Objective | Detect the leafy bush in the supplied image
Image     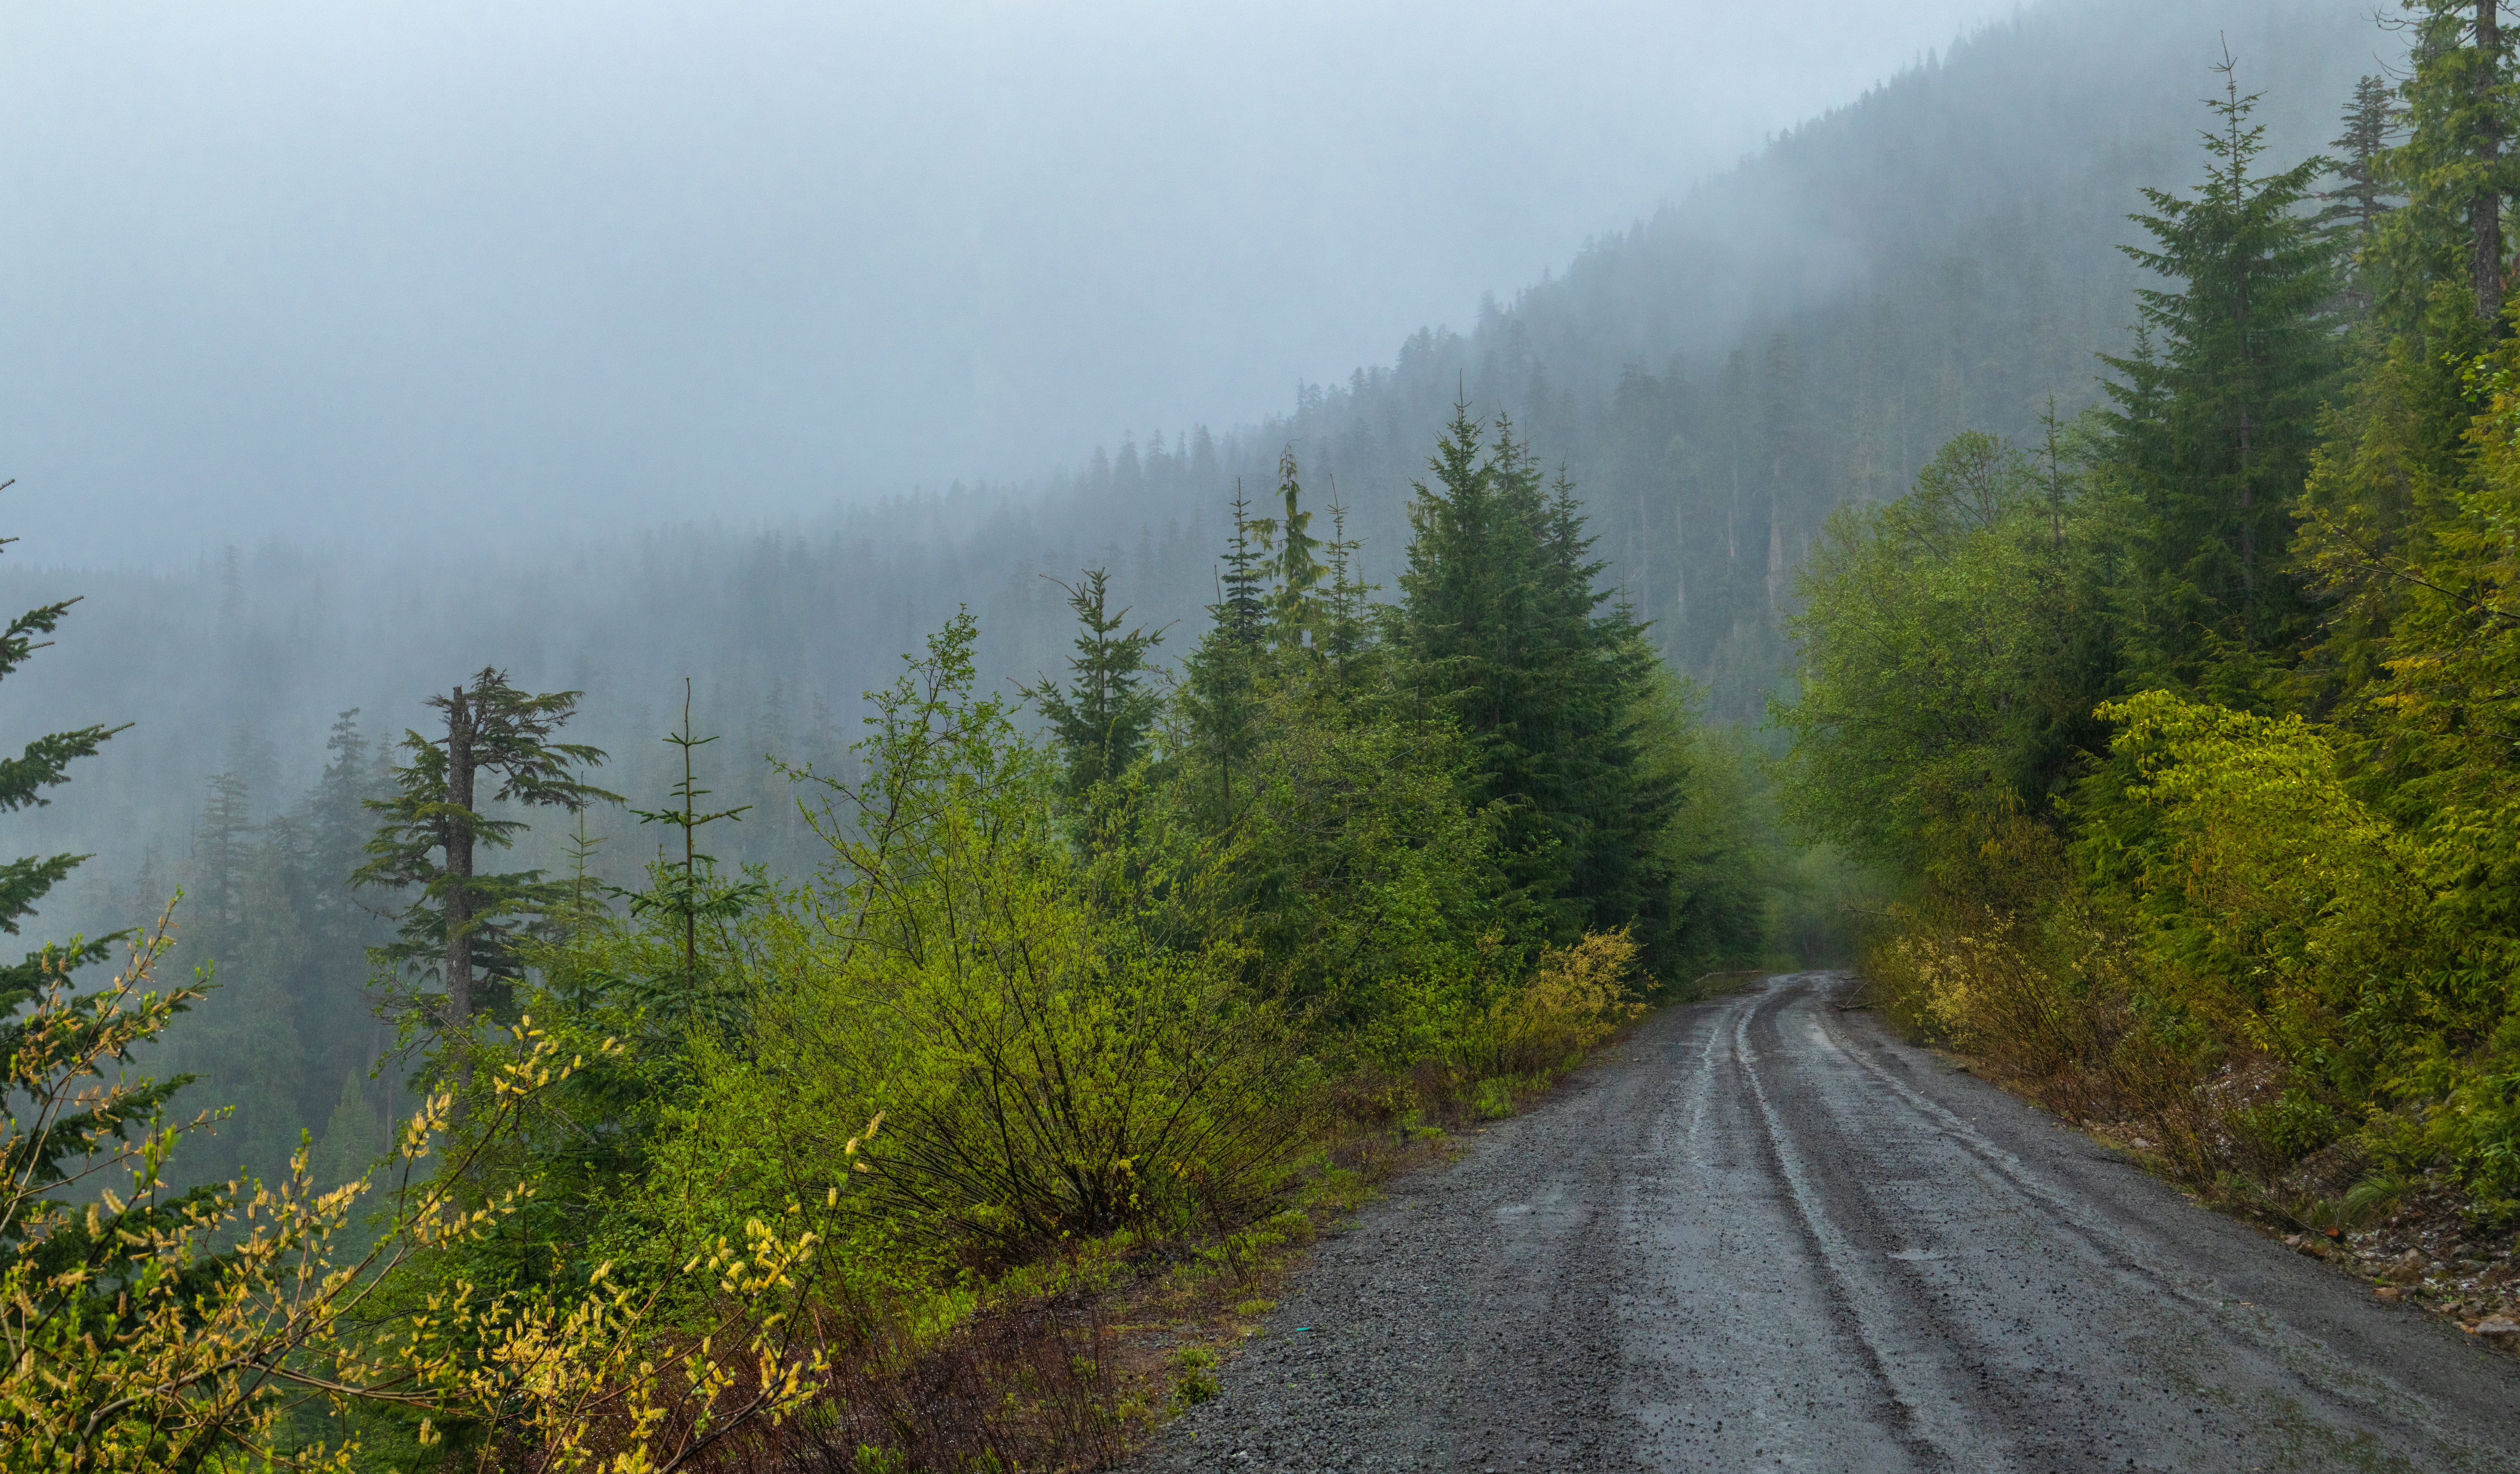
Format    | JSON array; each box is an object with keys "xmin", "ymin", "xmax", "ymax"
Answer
[
  {"xmin": 0, "ymin": 912, "xmax": 830, "ymax": 1472},
  {"xmin": 647, "ymin": 616, "xmax": 1315, "ymax": 1264}
]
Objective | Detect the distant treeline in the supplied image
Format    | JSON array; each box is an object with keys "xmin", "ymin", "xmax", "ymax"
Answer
[{"xmin": 0, "ymin": 0, "xmax": 2368, "ymax": 1173}]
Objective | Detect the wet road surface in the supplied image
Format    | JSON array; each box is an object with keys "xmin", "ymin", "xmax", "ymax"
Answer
[{"xmin": 1132, "ymin": 972, "xmax": 2520, "ymax": 1472}]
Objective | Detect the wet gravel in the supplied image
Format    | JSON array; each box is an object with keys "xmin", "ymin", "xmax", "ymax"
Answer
[{"xmin": 1128, "ymin": 972, "xmax": 2520, "ymax": 1472}]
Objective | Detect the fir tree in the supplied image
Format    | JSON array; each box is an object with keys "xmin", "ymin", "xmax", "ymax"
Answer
[
  {"xmin": 1215, "ymin": 481, "xmax": 1269, "ymax": 649},
  {"xmin": 2376, "ymin": 1, "xmax": 2520, "ymax": 327},
  {"xmin": 1180, "ymin": 488, "xmax": 1272, "ymax": 815},
  {"xmin": 2099, "ymin": 54, "xmax": 2340, "ymax": 693},
  {"xmin": 621, "ymin": 680, "xmax": 768, "ymax": 1033},
  {"xmin": 0, "ymin": 505, "xmax": 223, "ymax": 1355},
  {"xmin": 1397, "ymin": 404, "xmax": 1673, "ymax": 943},
  {"xmin": 2318, "ymin": 74, "xmax": 2406, "ymax": 315},
  {"xmin": 1020, "ymin": 568, "xmax": 1165, "ymax": 803},
  {"xmin": 1319, "ymin": 491, "xmax": 1377, "ymax": 686},
  {"xmin": 2298, "ymin": 19, "xmax": 2518, "ymax": 712},
  {"xmin": 1246, "ymin": 447, "xmax": 1328, "ymax": 647},
  {"xmin": 192, "ymin": 770, "xmax": 253, "ymax": 937},
  {"xmin": 354, "ymin": 670, "xmax": 617, "ymax": 1037}
]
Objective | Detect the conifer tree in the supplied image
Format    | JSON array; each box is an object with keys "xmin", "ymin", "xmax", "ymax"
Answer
[
  {"xmin": 2378, "ymin": 1, "xmax": 2520, "ymax": 327},
  {"xmin": 1021, "ymin": 568, "xmax": 1165, "ymax": 803},
  {"xmin": 1215, "ymin": 481, "xmax": 1269, "ymax": 648},
  {"xmin": 2298, "ymin": 19, "xmax": 2520, "ymax": 709},
  {"xmin": 2099, "ymin": 55, "xmax": 2340, "ymax": 692},
  {"xmin": 621, "ymin": 680, "xmax": 769, "ymax": 1032},
  {"xmin": 1397, "ymin": 404, "xmax": 1671, "ymax": 942},
  {"xmin": 2319, "ymin": 74, "xmax": 2406, "ymax": 315},
  {"xmin": 192, "ymin": 771, "xmax": 253, "ymax": 937},
  {"xmin": 1319, "ymin": 493, "xmax": 1377, "ymax": 685},
  {"xmin": 1246, "ymin": 447, "xmax": 1328, "ymax": 647},
  {"xmin": 1180, "ymin": 488, "xmax": 1272, "ymax": 815},
  {"xmin": 0, "ymin": 506, "xmax": 221, "ymax": 1350},
  {"xmin": 355, "ymin": 670, "xmax": 617, "ymax": 1035}
]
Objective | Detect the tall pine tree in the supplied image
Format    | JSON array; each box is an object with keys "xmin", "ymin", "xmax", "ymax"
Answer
[
  {"xmin": 2099, "ymin": 54, "xmax": 2340, "ymax": 697},
  {"xmin": 1397, "ymin": 404, "xmax": 1673, "ymax": 945},
  {"xmin": 355, "ymin": 671, "xmax": 616, "ymax": 1038}
]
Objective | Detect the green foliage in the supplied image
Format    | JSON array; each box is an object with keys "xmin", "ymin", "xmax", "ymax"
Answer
[
  {"xmin": 2367, "ymin": 0, "xmax": 2520, "ymax": 329},
  {"xmin": 355, "ymin": 669, "xmax": 618, "ymax": 1033},
  {"xmin": 2098, "ymin": 57, "xmax": 2340, "ymax": 688},
  {"xmin": 618, "ymin": 680, "xmax": 771, "ymax": 1037},
  {"xmin": 1020, "ymin": 567, "xmax": 1166, "ymax": 804},
  {"xmin": 14, "ymin": 411, "xmax": 1761, "ymax": 1466},
  {"xmin": 1778, "ymin": 427, "xmax": 2115, "ymax": 874},
  {"xmin": 1783, "ymin": 46, "xmax": 2520, "ymax": 1220},
  {"xmin": 658, "ymin": 615, "xmax": 1315, "ymax": 1262},
  {"xmin": 2316, "ymin": 73, "xmax": 2403, "ymax": 314},
  {"xmin": 1396, "ymin": 402, "xmax": 1678, "ymax": 948}
]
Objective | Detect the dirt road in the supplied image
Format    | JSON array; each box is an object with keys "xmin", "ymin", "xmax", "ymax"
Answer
[{"xmin": 1131, "ymin": 972, "xmax": 2520, "ymax": 1472}]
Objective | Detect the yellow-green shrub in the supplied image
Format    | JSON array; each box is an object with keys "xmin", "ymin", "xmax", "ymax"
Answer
[{"xmin": 1445, "ymin": 929, "xmax": 1646, "ymax": 1083}]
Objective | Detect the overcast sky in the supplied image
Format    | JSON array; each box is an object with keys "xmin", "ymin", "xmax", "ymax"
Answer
[{"xmin": 1, "ymin": 0, "xmax": 2023, "ymax": 566}]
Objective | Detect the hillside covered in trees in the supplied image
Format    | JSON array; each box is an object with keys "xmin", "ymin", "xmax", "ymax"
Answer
[
  {"xmin": 1779, "ymin": 0, "xmax": 2520, "ymax": 1312},
  {"xmin": 0, "ymin": 0, "xmax": 2382, "ymax": 1241},
  {"xmin": 6, "ymin": 0, "xmax": 2484, "ymax": 1463}
]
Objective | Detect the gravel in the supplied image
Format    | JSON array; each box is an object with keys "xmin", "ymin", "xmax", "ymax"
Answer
[{"xmin": 1126, "ymin": 972, "xmax": 2520, "ymax": 1473}]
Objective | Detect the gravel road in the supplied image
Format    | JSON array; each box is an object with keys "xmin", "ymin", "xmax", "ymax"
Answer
[{"xmin": 1130, "ymin": 971, "xmax": 2520, "ymax": 1473}]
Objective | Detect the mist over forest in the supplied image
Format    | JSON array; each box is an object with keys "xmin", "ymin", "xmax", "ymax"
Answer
[
  {"xmin": 14, "ymin": 0, "xmax": 2490, "ymax": 1458},
  {"xmin": 7, "ymin": 0, "xmax": 2378, "ymax": 1166},
  {"xmin": 9, "ymin": 0, "xmax": 2371, "ymax": 922}
]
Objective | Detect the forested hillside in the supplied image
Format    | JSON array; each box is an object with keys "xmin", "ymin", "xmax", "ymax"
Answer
[
  {"xmin": 1778, "ymin": 0, "xmax": 2520, "ymax": 1326},
  {"xmin": 0, "ymin": 0, "xmax": 2379, "ymax": 1206},
  {"xmin": 7, "ymin": 0, "xmax": 2373, "ymax": 926},
  {"xmin": 6, "ymin": 0, "xmax": 2474, "ymax": 1463}
]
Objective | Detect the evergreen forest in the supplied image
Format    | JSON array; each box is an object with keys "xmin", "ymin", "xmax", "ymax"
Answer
[
  {"xmin": 18, "ymin": 0, "xmax": 2520, "ymax": 1465},
  {"xmin": 1782, "ymin": 0, "xmax": 2520, "ymax": 1252}
]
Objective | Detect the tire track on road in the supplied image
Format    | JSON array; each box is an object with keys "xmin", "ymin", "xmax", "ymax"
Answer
[{"xmin": 1132, "ymin": 972, "xmax": 2520, "ymax": 1473}]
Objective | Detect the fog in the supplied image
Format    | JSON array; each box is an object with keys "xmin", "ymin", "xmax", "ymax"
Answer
[
  {"xmin": 0, "ymin": 0, "xmax": 2392, "ymax": 1187},
  {"xmin": 2, "ymin": 0, "xmax": 2025, "ymax": 566}
]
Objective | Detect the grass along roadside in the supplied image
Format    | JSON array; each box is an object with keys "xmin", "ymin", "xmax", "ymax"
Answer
[{"xmin": 1876, "ymin": 974, "xmax": 2520, "ymax": 1359}]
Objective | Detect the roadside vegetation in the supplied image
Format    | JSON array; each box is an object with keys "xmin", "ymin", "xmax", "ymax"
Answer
[
  {"xmin": 1777, "ymin": 13, "xmax": 2520, "ymax": 1342},
  {"xmin": 0, "ymin": 411, "xmax": 1783, "ymax": 1468}
]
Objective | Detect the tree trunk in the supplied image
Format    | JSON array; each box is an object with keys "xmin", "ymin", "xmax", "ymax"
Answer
[
  {"xmin": 2480, "ymin": 0, "xmax": 2506, "ymax": 326},
  {"xmin": 441, "ymin": 682, "xmax": 476, "ymax": 1029}
]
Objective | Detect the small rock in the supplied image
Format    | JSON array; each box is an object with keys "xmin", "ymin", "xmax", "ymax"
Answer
[
  {"xmin": 2479, "ymin": 1316, "xmax": 2520, "ymax": 1342},
  {"xmin": 2283, "ymin": 1234, "xmax": 2305, "ymax": 1248},
  {"xmin": 2376, "ymin": 1286, "xmax": 2404, "ymax": 1304},
  {"xmin": 2386, "ymin": 1249, "xmax": 2430, "ymax": 1285}
]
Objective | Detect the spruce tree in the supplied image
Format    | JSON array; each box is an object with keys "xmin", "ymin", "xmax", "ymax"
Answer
[
  {"xmin": 1318, "ymin": 493, "xmax": 1377, "ymax": 686},
  {"xmin": 2297, "ymin": 17, "xmax": 2520, "ymax": 710},
  {"xmin": 2099, "ymin": 56, "xmax": 2340, "ymax": 694},
  {"xmin": 2319, "ymin": 74, "xmax": 2406, "ymax": 315},
  {"xmin": 0, "ymin": 573, "xmax": 135, "ymax": 1007},
  {"xmin": 355, "ymin": 670, "xmax": 616, "ymax": 1036},
  {"xmin": 1396, "ymin": 404, "xmax": 1672, "ymax": 944},
  {"xmin": 0, "ymin": 507, "xmax": 224, "ymax": 1346},
  {"xmin": 1180, "ymin": 488, "xmax": 1272, "ymax": 815},
  {"xmin": 1246, "ymin": 447, "xmax": 1329, "ymax": 647},
  {"xmin": 2377, "ymin": 1, "xmax": 2520, "ymax": 327},
  {"xmin": 621, "ymin": 679, "xmax": 769, "ymax": 1033},
  {"xmin": 1020, "ymin": 568, "xmax": 1165, "ymax": 803}
]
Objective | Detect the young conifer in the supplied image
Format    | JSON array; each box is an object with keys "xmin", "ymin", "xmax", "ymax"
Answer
[{"xmin": 1021, "ymin": 568, "xmax": 1165, "ymax": 804}]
